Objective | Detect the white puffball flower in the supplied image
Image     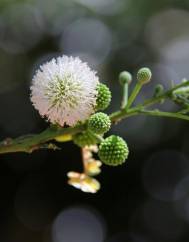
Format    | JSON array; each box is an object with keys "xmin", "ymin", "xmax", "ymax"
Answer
[{"xmin": 30, "ymin": 56, "xmax": 99, "ymax": 126}]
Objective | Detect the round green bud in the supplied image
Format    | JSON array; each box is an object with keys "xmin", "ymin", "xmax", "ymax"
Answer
[
  {"xmin": 98, "ymin": 135, "xmax": 129, "ymax": 166},
  {"xmin": 88, "ymin": 112, "xmax": 111, "ymax": 134},
  {"xmin": 182, "ymin": 78, "xmax": 187, "ymax": 83},
  {"xmin": 153, "ymin": 84, "xmax": 164, "ymax": 103},
  {"xmin": 119, "ymin": 71, "xmax": 132, "ymax": 85},
  {"xmin": 154, "ymin": 84, "xmax": 164, "ymax": 97},
  {"xmin": 137, "ymin": 67, "xmax": 152, "ymax": 84},
  {"xmin": 73, "ymin": 130, "xmax": 100, "ymax": 147},
  {"xmin": 96, "ymin": 83, "xmax": 111, "ymax": 111}
]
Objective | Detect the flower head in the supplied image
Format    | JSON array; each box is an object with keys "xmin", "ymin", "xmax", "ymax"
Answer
[
  {"xmin": 31, "ymin": 56, "xmax": 99, "ymax": 126},
  {"xmin": 137, "ymin": 67, "xmax": 152, "ymax": 84},
  {"xmin": 95, "ymin": 83, "xmax": 111, "ymax": 111},
  {"xmin": 84, "ymin": 159, "xmax": 102, "ymax": 176},
  {"xmin": 88, "ymin": 112, "xmax": 111, "ymax": 134},
  {"xmin": 98, "ymin": 135, "xmax": 129, "ymax": 166},
  {"xmin": 119, "ymin": 71, "xmax": 132, "ymax": 85},
  {"xmin": 82, "ymin": 145, "xmax": 102, "ymax": 176},
  {"xmin": 67, "ymin": 172, "xmax": 100, "ymax": 193}
]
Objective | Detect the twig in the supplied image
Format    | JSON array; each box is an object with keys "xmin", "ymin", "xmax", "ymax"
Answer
[{"xmin": 0, "ymin": 80, "xmax": 189, "ymax": 154}]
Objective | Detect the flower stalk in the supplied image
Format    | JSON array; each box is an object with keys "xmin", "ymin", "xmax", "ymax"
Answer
[
  {"xmin": 121, "ymin": 83, "xmax": 129, "ymax": 109},
  {"xmin": 119, "ymin": 71, "xmax": 132, "ymax": 109},
  {"xmin": 125, "ymin": 82, "xmax": 143, "ymax": 110}
]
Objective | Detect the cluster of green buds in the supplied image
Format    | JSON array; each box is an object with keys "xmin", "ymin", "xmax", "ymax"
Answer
[
  {"xmin": 171, "ymin": 79, "xmax": 189, "ymax": 109},
  {"xmin": 72, "ymin": 67, "xmax": 153, "ymax": 168},
  {"xmin": 73, "ymin": 81, "xmax": 129, "ymax": 167},
  {"xmin": 56, "ymin": 66, "xmax": 154, "ymax": 192}
]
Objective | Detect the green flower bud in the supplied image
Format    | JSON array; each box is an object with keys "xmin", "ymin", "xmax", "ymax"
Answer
[
  {"xmin": 153, "ymin": 84, "xmax": 164, "ymax": 104},
  {"xmin": 154, "ymin": 84, "xmax": 164, "ymax": 97},
  {"xmin": 137, "ymin": 67, "xmax": 152, "ymax": 84},
  {"xmin": 98, "ymin": 135, "xmax": 129, "ymax": 166},
  {"xmin": 88, "ymin": 112, "xmax": 111, "ymax": 134},
  {"xmin": 119, "ymin": 71, "xmax": 132, "ymax": 85},
  {"xmin": 73, "ymin": 130, "xmax": 100, "ymax": 147},
  {"xmin": 96, "ymin": 83, "xmax": 111, "ymax": 111}
]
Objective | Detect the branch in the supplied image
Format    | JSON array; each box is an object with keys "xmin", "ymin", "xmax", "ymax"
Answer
[
  {"xmin": 139, "ymin": 110, "xmax": 189, "ymax": 121},
  {"xmin": 0, "ymin": 80, "xmax": 189, "ymax": 154},
  {"xmin": 143, "ymin": 80, "xmax": 189, "ymax": 107},
  {"xmin": 0, "ymin": 124, "xmax": 85, "ymax": 154}
]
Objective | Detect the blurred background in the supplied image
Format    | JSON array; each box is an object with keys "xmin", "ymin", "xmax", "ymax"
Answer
[{"xmin": 1, "ymin": 0, "xmax": 189, "ymax": 241}]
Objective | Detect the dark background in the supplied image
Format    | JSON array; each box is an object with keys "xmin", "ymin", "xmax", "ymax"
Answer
[{"xmin": 0, "ymin": 0, "xmax": 189, "ymax": 241}]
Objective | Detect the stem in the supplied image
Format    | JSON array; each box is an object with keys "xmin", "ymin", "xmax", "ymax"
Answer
[
  {"xmin": 0, "ymin": 80, "xmax": 189, "ymax": 154},
  {"xmin": 110, "ymin": 107, "xmax": 189, "ymax": 124},
  {"xmin": 0, "ymin": 124, "xmax": 85, "ymax": 154},
  {"xmin": 121, "ymin": 83, "xmax": 128, "ymax": 109},
  {"xmin": 179, "ymin": 107, "xmax": 189, "ymax": 114},
  {"xmin": 173, "ymin": 86, "xmax": 189, "ymax": 95},
  {"xmin": 139, "ymin": 110, "xmax": 189, "ymax": 121},
  {"xmin": 109, "ymin": 109, "xmax": 137, "ymax": 123},
  {"xmin": 89, "ymin": 131, "xmax": 104, "ymax": 143},
  {"xmin": 143, "ymin": 80, "xmax": 189, "ymax": 107},
  {"xmin": 126, "ymin": 82, "xmax": 142, "ymax": 109}
]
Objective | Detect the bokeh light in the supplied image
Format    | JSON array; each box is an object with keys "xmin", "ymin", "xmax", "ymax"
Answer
[
  {"xmin": 141, "ymin": 199, "xmax": 186, "ymax": 241},
  {"xmin": 60, "ymin": 17, "xmax": 112, "ymax": 67},
  {"xmin": 146, "ymin": 8, "xmax": 189, "ymax": 79},
  {"xmin": 0, "ymin": 3, "xmax": 44, "ymax": 54},
  {"xmin": 142, "ymin": 150, "xmax": 189, "ymax": 201},
  {"xmin": 129, "ymin": 199, "xmax": 187, "ymax": 242},
  {"xmin": 145, "ymin": 9, "xmax": 189, "ymax": 55},
  {"xmin": 173, "ymin": 176, "xmax": 189, "ymax": 224},
  {"xmin": 52, "ymin": 206, "xmax": 106, "ymax": 242}
]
